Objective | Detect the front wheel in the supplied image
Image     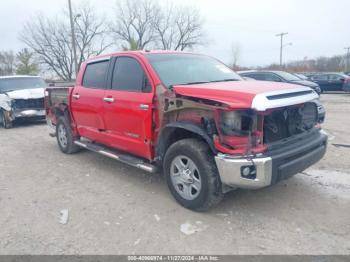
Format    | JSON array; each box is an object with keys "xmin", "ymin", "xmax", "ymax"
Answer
[
  {"xmin": 56, "ymin": 117, "xmax": 80, "ymax": 154},
  {"xmin": 163, "ymin": 138, "xmax": 223, "ymax": 211},
  {"xmin": 0, "ymin": 110, "xmax": 13, "ymax": 129}
]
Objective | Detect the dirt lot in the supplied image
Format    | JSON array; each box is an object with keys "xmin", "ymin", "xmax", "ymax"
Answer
[{"xmin": 0, "ymin": 93, "xmax": 349, "ymax": 255}]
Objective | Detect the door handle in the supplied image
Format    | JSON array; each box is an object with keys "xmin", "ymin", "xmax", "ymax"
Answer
[
  {"xmin": 103, "ymin": 97, "xmax": 115, "ymax": 103},
  {"xmin": 72, "ymin": 94, "xmax": 80, "ymax": 99},
  {"xmin": 139, "ymin": 104, "xmax": 149, "ymax": 110}
]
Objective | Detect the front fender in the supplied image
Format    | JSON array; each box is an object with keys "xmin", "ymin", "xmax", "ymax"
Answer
[{"xmin": 0, "ymin": 94, "xmax": 12, "ymax": 111}]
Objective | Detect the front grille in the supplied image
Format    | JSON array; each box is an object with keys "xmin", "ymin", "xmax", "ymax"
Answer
[
  {"xmin": 263, "ymin": 102, "xmax": 318, "ymax": 144},
  {"xmin": 13, "ymin": 98, "xmax": 45, "ymax": 109}
]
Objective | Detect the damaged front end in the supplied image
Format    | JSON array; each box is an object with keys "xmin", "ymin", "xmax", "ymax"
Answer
[
  {"xmin": 0, "ymin": 94, "xmax": 15, "ymax": 128},
  {"xmin": 0, "ymin": 92, "xmax": 45, "ymax": 128},
  {"xmin": 155, "ymin": 84, "xmax": 327, "ymax": 190}
]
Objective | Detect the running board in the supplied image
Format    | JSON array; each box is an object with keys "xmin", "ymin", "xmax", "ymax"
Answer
[{"xmin": 74, "ymin": 140, "xmax": 157, "ymax": 173}]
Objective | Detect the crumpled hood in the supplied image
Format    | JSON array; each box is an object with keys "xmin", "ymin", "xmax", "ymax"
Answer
[
  {"xmin": 5, "ymin": 88, "xmax": 45, "ymax": 100},
  {"xmin": 173, "ymin": 80, "xmax": 319, "ymax": 111}
]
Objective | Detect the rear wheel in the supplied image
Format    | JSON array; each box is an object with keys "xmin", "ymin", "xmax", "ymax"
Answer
[
  {"xmin": 163, "ymin": 138, "xmax": 223, "ymax": 211},
  {"xmin": 56, "ymin": 117, "xmax": 80, "ymax": 154},
  {"xmin": 0, "ymin": 110, "xmax": 12, "ymax": 129}
]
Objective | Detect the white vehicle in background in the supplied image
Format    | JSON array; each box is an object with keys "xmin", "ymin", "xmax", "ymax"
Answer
[{"xmin": 0, "ymin": 75, "xmax": 47, "ymax": 129}]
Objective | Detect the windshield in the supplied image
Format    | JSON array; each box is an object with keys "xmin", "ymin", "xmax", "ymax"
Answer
[
  {"xmin": 275, "ymin": 71, "xmax": 303, "ymax": 81},
  {"xmin": 0, "ymin": 77, "xmax": 47, "ymax": 93},
  {"xmin": 146, "ymin": 54, "xmax": 242, "ymax": 87}
]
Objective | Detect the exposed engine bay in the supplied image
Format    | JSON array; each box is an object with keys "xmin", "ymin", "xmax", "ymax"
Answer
[{"xmin": 263, "ymin": 102, "xmax": 318, "ymax": 143}]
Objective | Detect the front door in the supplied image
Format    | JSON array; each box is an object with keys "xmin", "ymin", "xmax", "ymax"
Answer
[
  {"xmin": 70, "ymin": 59, "xmax": 109, "ymax": 142},
  {"xmin": 328, "ymin": 74, "xmax": 344, "ymax": 91},
  {"xmin": 103, "ymin": 56, "xmax": 154, "ymax": 160}
]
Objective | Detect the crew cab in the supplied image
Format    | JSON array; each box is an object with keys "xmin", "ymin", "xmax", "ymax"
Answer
[
  {"xmin": 0, "ymin": 75, "xmax": 47, "ymax": 128},
  {"xmin": 45, "ymin": 51, "xmax": 328, "ymax": 210}
]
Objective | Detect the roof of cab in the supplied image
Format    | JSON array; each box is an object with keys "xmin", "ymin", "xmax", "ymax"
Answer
[{"xmin": 84, "ymin": 50, "xmax": 202, "ymax": 63}]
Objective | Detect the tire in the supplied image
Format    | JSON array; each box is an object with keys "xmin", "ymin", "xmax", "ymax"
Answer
[
  {"xmin": 0, "ymin": 110, "xmax": 13, "ymax": 129},
  {"xmin": 56, "ymin": 116, "xmax": 80, "ymax": 154},
  {"xmin": 163, "ymin": 138, "xmax": 223, "ymax": 211}
]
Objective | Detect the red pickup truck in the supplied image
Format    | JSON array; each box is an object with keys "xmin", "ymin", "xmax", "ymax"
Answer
[{"xmin": 46, "ymin": 51, "xmax": 327, "ymax": 210}]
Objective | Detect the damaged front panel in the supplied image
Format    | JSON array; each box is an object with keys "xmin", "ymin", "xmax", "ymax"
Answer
[{"xmin": 154, "ymin": 84, "xmax": 321, "ymax": 160}]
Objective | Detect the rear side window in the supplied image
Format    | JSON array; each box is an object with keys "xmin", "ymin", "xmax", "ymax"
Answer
[
  {"xmin": 263, "ymin": 73, "xmax": 282, "ymax": 82},
  {"xmin": 244, "ymin": 73, "xmax": 267, "ymax": 81},
  {"xmin": 328, "ymin": 74, "xmax": 343, "ymax": 81},
  {"xmin": 112, "ymin": 57, "xmax": 148, "ymax": 92},
  {"xmin": 250, "ymin": 73, "xmax": 265, "ymax": 80},
  {"xmin": 311, "ymin": 75, "xmax": 328, "ymax": 81},
  {"xmin": 82, "ymin": 60, "xmax": 109, "ymax": 88}
]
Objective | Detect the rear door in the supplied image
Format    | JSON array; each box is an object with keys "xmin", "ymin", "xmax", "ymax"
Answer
[
  {"xmin": 103, "ymin": 55, "xmax": 154, "ymax": 160},
  {"xmin": 70, "ymin": 59, "xmax": 109, "ymax": 141}
]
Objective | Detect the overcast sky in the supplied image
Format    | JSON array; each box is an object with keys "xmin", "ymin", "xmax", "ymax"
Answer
[{"xmin": 1, "ymin": 0, "xmax": 349, "ymax": 67}]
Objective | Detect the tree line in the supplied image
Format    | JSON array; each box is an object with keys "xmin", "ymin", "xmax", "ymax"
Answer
[
  {"xmin": 0, "ymin": 49, "xmax": 39, "ymax": 76},
  {"xmin": 0, "ymin": 0, "xmax": 205, "ymax": 80},
  {"xmin": 1, "ymin": 0, "xmax": 348, "ymax": 79},
  {"xmin": 260, "ymin": 55, "xmax": 349, "ymax": 73}
]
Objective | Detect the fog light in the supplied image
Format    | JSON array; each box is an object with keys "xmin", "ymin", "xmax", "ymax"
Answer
[
  {"xmin": 242, "ymin": 167, "xmax": 250, "ymax": 177},
  {"xmin": 240, "ymin": 165, "xmax": 256, "ymax": 179}
]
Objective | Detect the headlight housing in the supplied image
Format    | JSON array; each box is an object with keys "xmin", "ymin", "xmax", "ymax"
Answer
[{"xmin": 219, "ymin": 110, "xmax": 257, "ymax": 136}]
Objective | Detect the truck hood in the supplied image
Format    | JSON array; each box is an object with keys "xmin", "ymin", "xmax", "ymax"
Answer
[
  {"xmin": 5, "ymin": 88, "xmax": 45, "ymax": 100},
  {"xmin": 173, "ymin": 81, "xmax": 319, "ymax": 111}
]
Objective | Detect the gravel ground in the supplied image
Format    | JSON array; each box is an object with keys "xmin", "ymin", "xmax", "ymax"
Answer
[{"xmin": 0, "ymin": 93, "xmax": 349, "ymax": 255}]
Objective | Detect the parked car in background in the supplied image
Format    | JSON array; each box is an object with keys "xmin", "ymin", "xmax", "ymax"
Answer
[
  {"xmin": 0, "ymin": 75, "xmax": 47, "ymax": 128},
  {"xmin": 308, "ymin": 73, "xmax": 350, "ymax": 92},
  {"xmin": 238, "ymin": 70, "xmax": 322, "ymax": 94}
]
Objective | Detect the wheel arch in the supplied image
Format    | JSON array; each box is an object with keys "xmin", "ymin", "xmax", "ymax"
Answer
[{"xmin": 156, "ymin": 122, "xmax": 217, "ymax": 163}]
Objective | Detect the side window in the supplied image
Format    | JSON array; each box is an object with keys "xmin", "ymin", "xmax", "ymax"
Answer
[
  {"xmin": 253, "ymin": 73, "xmax": 267, "ymax": 81},
  {"xmin": 312, "ymin": 75, "xmax": 328, "ymax": 81},
  {"xmin": 82, "ymin": 60, "xmax": 109, "ymax": 88},
  {"xmin": 245, "ymin": 73, "xmax": 263, "ymax": 80},
  {"xmin": 329, "ymin": 74, "xmax": 342, "ymax": 81},
  {"xmin": 112, "ymin": 57, "xmax": 150, "ymax": 92},
  {"xmin": 264, "ymin": 73, "xmax": 282, "ymax": 82}
]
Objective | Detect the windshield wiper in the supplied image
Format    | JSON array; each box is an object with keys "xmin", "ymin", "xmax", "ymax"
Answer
[
  {"xmin": 177, "ymin": 79, "xmax": 240, "ymax": 86},
  {"xmin": 179, "ymin": 81, "xmax": 211, "ymax": 85},
  {"xmin": 209, "ymin": 79, "xmax": 240, "ymax": 83}
]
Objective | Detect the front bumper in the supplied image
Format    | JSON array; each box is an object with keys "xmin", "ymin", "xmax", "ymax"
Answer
[
  {"xmin": 14, "ymin": 109, "xmax": 46, "ymax": 118},
  {"xmin": 215, "ymin": 129, "xmax": 328, "ymax": 189}
]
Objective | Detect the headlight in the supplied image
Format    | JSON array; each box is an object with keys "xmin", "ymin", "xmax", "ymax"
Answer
[{"xmin": 219, "ymin": 110, "xmax": 257, "ymax": 136}]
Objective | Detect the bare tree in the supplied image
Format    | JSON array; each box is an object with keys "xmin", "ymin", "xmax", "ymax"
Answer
[
  {"xmin": 111, "ymin": 0, "xmax": 205, "ymax": 51},
  {"xmin": 154, "ymin": 4, "xmax": 205, "ymax": 51},
  {"xmin": 74, "ymin": 4, "xmax": 112, "ymax": 67},
  {"xmin": 111, "ymin": 0, "xmax": 158, "ymax": 50},
  {"xmin": 20, "ymin": 2, "xmax": 110, "ymax": 80},
  {"xmin": 0, "ymin": 51, "xmax": 15, "ymax": 76},
  {"xmin": 230, "ymin": 43, "xmax": 241, "ymax": 69}
]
